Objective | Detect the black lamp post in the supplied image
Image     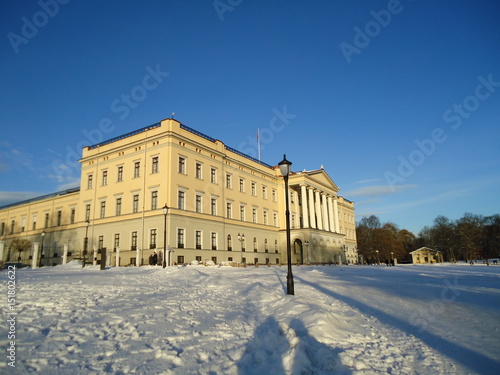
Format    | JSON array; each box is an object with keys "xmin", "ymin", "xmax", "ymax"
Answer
[
  {"xmin": 237, "ymin": 233, "xmax": 245, "ymax": 265},
  {"xmin": 82, "ymin": 220, "xmax": 89, "ymax": 268},
  {"xmin": 162, "ymin": 204, "xmax": 169, "ymax": 268},
  {"xmin": 279, "ymin": 154, "xmax": 294, "ymax": 295},
  {"xmin": 39, "ymin": 231, "xmax": 45, "ymax": 267}
]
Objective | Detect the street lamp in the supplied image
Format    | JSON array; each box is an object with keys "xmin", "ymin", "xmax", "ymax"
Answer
[
  {"xmin": 237, "ymin": 233, "xmax": 245, "ymax": 265},
  {"xmin": 162, "ymin": 204, "xmax": 169, "ymax": 268},
  {"xmin": 82, "ymin": 220, "xmax": 89, "ymax": 268},
  {"xmin": 279, "ymin": 154, "xmax": 294, "ymax": 295},
  {"xmin": 39, "ymin": 231, "xmax": 45, "ymax": 267},
  {"xmin": 375, "ymin": 249, "xmax": 380, "ymax": 264}
]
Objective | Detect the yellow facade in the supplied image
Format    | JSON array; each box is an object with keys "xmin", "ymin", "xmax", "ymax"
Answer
[{"xmin": 0, "ymin": 119, "xmax": 357, "ymax": 267}]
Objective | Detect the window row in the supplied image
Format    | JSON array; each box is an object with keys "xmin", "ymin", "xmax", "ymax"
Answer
[
  {"xmin": 177, "ymin": 190, "xmax": 279, "ymax": 226},
  {"xmin": 86, "ymin": 156, "xmax": 160, "ymax": 189},
  {"xmin": 95, "ymin": 230, "xmax": 279, "ymax": 254},
  {"xmin": 1, "ymin": 209, "xmax": 77, "ymax": 235},
  {"xmin": 178, "ymin": 156, "xmax": 277, "ymax": 200}
]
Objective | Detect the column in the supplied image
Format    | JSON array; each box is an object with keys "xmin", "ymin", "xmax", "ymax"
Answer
[
  {"xmin": 321, "ymin": 193, "xmax": 329, "ymax": 232},
  {"xmin": 300, "ymin": 185, "xmax": 309, "ymax": 228},
  {"xmin": 333, "ymin": 198, "xmax": 340, "ymax": 233},
  {"xmin": 116, "ymin": 246, "xmax": 120, "ymax": 267},
  {"xmin": 32, "ymin": 242, "xmax": 39, "ymax": 269},
  {"xmin": 0, "ymin": 241, "xmax": 4, "ymax": 265},
  {"xmin": 327, "ymin": 196, "xmax": 335, "ymax": 232},
  {"xmin": 315, "ymin": 190, "xmax": 323, "ymax": 230},
  {"xmin": 136, "ymin": 247, "xmax": 141, "ymax": 266},
  {"xmin": 63, "ymin": 243, "xmax": 68, "ymax": 265},
  {"xmin": 308, "ymin": 187, "xmax": 316, "ymax": 229}
]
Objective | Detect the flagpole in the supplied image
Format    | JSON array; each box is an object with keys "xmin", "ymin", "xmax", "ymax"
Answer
[{"xmin": 257, "ymin": 128, "xmax": 261, "ymax": 161}]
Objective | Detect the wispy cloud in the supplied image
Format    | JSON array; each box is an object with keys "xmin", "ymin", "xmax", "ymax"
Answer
[
  {"xmin": 355, "ymin": 178, "xmax": 383, "ymax": 184},
  {"xmin": 345, "ymin": 184, "xmax": 417, "ymax": 197},
  {"xmin": 0, "ymin": 191, "xmax": 43, "ymax": 207},
  {"xmin": 383, "ymin": 188, "xmax": 473, "ymax": 212}
]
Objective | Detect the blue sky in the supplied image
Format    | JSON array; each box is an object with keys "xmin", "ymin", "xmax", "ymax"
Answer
[{"xmin": 1, "ymin": 0, "xmax": 499, "ymax": 235}]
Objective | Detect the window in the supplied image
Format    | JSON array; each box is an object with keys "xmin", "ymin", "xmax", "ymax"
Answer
[
  {"xmin": 195, "ymin": 162, "xmax": 202, "ymax": 179},
  {"xmin": 150, "ymin": 229, "xmax": 157, "ymax": 249},
  {"xmin": 85, "ymin": 204, "xmax": 91, "ymax": 221},
  {"xmin": 102, "ymin": 170, "xmax": 108, "ymax": 186},
  {"xmin": 133, "ymin": 194, "xmax": 139, "ymax": 213},
  {"xmin": 252, "ymin": 208, "xmax": 257, "ymax": 223},
  {"xmin": 57, "ymin": 211, "xmax": 62, "ymax": 226},
  {"xmin": 251, "ymin": 182, "xmax": 256, "ymax": 196},
  {"xmin": 211, "ymin": 232, "xmax": 217, "ymax": 250},
  {"xmin": 177, "ymin": 228, "xmax": 184, "ymax": 248},
  {"xmin": 290, "ymin": 191, "xmax": 295, "ymax": 204},
  {"xmin": 177, "ymin": 255, "xmax": 185, "ymax": 264},
  {"xmin": 226, "ymin": 202, "xmax": 232, "ymax": 219},
  {"xmin": 178, "ymin": 156, "xmax": 186, "ymax": 174},
  {"xmin": 44, "ymin": 213, "xmax": 49, "ymax": 228},
  {"xmin": 134, "ymin": 161, "xmax": 141, "ymax": 178},
  {"xmin": 211, "ymin": 198, "xmax": 217, "ymax": 216},
  {"xmin": 98, "ymin": 235, "xmax": 104, "ymax": 250},
  {"xmin": 131, "ymin": 231, "xmax": 138, "ymax": 250},
  {"xmin": 263, "ymin": 210, "xmax": 268, "ymax": 225},
  {"xmin": 116, "ymin": 198, "xmax": 122, "ymax": 216},
  {"xmin": 239, "ymin": 178, "xmax": 245, "ymax": 193},
  {"xmin": 240, "ymin": 205, "xmax": 245, "ymax": 221},
  {"xmin": 262, "ymin": 186, "xmax": 267, "ymax": 199},
  {"xmin": 227, "ymin": 235, "xmax": 232, "ymax": 251},
  {"xmin": 210, "ymin": 167, "xmax": 217, "ymax": 183},
  {"xmin": 0, "ymin": 222, "xmax": 4, "ymax": 236},
  {"xmin": 32, "ymin": 216, "xmax": 37, "ymax": 230},
  {"xmin": 275, "ymin": 240, "xmax": 278, "ymax": 253},
  {"xmin": 212, "ymin": 256, "xmax": 217, "ymax": 263},
  {"xmin": 195, "ymin": 194, "xmax": 202, "ymax": 213},
  {"xmin": 100, "ymin": 201, "xmax": 106, "ymax": 218},
  {"xmin": 178, "ymin": 191, "xmax": 185, "ymax": 210},
  {"xmin": 117, "ymin": 166, "xmax": 123, "ymax": 182},
  {"xmin": 87, "ymin": 174, "xmax": 93, "ymax": 189},
  {"xmin": 151, "ymin": 191, "xmax": 158, "ymax": 210},
  {"xmin": 195, "ymin": 230, "xmax": 202, "ymax": 249},
  {"xmin": 242, "ymin": 257, "xmax": 246, "ymax": 264},
  {"xmin": 226, "ymin": 173, "xmax": 232, "ymax": 189},
  {"xmin": 70, "ymin": 208, "xmax": 75, "ymax": 224},
  {"xmin": 254, "ymin": 258, "xmax": 259, "ymax": 265},
  {"xmin": 114, "ymin": 233, "xmax": 120, "ymax": 249},
  {"xmin": 265, "ymin": 239, "xmax": 268, "ymax": 253},
  {"xmin": 272, "ymin": 189, "xmax": 277, "ymax": 202},
  {"xmin": 10, "ymin": 220, "xmax": 15, "ymax": 234},
  {"xmin": 152, "ymin": 156, "xmax": 159, "ymax": 174},
  {"xmin": 273, "ymin": 213, "xmax": 278, "ymax": 227},
  {"xmin": 253, "ymin": 237, "xmax": 258, "ymax": 252},
  {"xmin": 196, "ymin": 256, "xmax": 202, "ymax": 262}
]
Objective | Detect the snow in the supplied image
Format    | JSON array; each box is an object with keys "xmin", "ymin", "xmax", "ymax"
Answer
[{"xmin": 2, "ymin": 262, "xmax": 499, "ymax": 374}]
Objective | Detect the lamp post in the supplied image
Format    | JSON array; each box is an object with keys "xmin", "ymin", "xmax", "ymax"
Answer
[
  {"xmin": 342, "ymin": 245, "xmax": 347, "ymax": 265},
  {"xmin": 38, "ymin": 231, "xmax": 45, "ymax": 267},
  {"xmin": 279, "ymin": 154, "xmax": 294, "ymax": 295},
  {"xmin": 375, "ymin": 249, "xmax": 380, "ymax": 264},
  {"xmin": 162, "ymin": 204, "xmax": 169, "ymax": 268},
  {"xmin": 237, "ymin": 233, "xmax": 245, "ymax": 265},
  {"xmin": 82, "ymin": 220, "xmax": 89, "ymax": 268}
]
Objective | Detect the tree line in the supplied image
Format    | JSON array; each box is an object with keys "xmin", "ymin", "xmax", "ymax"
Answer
[{"xmin": 356, "ymin": 213, "xmax": 500, "ymax": 263}]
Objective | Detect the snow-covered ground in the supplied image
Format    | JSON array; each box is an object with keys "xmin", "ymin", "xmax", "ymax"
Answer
[{"xmin": 1, "ymin": 262, "xmax": 499, "ymax": 374}]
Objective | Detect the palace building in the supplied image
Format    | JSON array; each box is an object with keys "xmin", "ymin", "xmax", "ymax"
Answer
[{"xmin": 0, "ymin": 118, "xmax": 357, "ymax": 267}]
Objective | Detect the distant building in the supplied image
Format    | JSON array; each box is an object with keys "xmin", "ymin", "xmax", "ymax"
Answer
[
  {"xmin": 0, "ymin": 119, "xmax": 357, "ymax": 267},
  {"xmin": 410, "ymin": 247, "xmax": 444, "ymax": 264}
]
